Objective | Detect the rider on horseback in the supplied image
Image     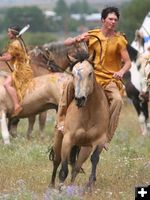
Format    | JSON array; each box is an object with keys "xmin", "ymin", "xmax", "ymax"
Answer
[
  {"xmin": 0, "ymin": 25, "xmax": 33, "ymax": 117},
  {"xmin": 56, "ymin": 7, "xmax": 131, "ymax": 148}
]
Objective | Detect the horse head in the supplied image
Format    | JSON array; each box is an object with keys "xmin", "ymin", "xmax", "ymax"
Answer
[{"xmin": 68, "ymin": 51, "xmax": 95, "ymax": 107}]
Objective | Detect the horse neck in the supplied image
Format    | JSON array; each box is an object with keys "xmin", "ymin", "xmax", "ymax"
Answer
[
  {"xmin": 46, "ymin": 43, "xmax": 83, "ymax": 71},
  {"xmin": 30, "ymin": 62, "xmax": 50, "ymax": 76}
]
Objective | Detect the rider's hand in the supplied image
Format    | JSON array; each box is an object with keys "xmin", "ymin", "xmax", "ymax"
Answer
[
  {"xmin": 113, "ymin": 70, "xmax": 124, "ymax": 79},
  {"xmin": 64, "ymin": 32, "xmax": 90, "ymax": 46},
  {"xmin": 75, "ymin": 32, "xmax": 89, "ymax": 42}
]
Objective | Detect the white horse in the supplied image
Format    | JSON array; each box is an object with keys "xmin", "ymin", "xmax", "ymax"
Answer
[{"xmin": 125, "ymin": 12, "xmax": 150, "ymax": 136}]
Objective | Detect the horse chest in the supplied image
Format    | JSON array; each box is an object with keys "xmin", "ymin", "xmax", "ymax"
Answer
[{"xmin": 66, "ymin": 100, "xmax": 108, "ymax": 135}]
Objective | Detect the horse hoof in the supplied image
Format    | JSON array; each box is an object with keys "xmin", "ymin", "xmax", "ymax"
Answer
[
  {"xmin": 48, "ymin": 182, "xmax": 55, "ymax": 188},
  {"xmin": 85, "ymin": 181, "xmax": 95, "ymax": 193},
  {"xmin": 58, "ymin": 183, "xmax": 66, "ymax": 192}
]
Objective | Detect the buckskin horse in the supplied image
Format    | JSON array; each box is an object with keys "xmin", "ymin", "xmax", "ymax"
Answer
[
  {"xmin": 0, "ymin": 72, "xmax": 72, "ymax": 144},
  {"xmin": 0, "ymin": 43, "xmax": 74, "ymax": 139},
  {"xmin": 0, "ymin": 47, "xmax": 54, "ymax": 139},
  {"xmin": 50, "ymin": 51, "xmax": 109, "ymax": 189},
  {"xmin": 0, "ymin": 40, "xmax": 88, "ymax": 141}
]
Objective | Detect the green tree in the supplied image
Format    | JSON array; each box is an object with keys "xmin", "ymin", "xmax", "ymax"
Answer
[
  {"xmin": 0, "ymin": 32, "xmax": 57, "ymax": 51},
  {"xmin": 54, "ymin": 0, "xmax": 70, "ymax": 33},
  {"xmin": 119, "ymin": 0, "xmax": 150, "ymax": 42},
  {"xmin": 54, "ymin": 0, "xmax": 69, "ymax": 16},
  {"xmin": 69, "ymin": 0, "xmax": 98, "ymax": 14},
  {"xmin": 2, "ymin": 6, "xmax": 46, "ymax": 32}
]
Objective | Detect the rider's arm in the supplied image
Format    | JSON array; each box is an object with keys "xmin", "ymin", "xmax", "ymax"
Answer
[
  {"xmin": 64, "ymin": 32, "xmax": 90, "ymax": 46},
  {"xmin": 120, "ymin": 48, "xmax": 132, "ymax": 74},
  {"xmin": 113, "ymin": 48, "xmax": 131, "ymax": 79}
]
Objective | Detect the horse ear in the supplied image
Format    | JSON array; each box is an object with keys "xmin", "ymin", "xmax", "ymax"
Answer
[
  {"xmin": 67, "ymin": 54, "xmax": 78, "ymax": 63},
  {"xmin": 88, "ymin": 50, "xmax": 96, "ymax": 62},
  {"xmin": 78, "ymin": 41, "xmax": 88, "ymax": 53}
]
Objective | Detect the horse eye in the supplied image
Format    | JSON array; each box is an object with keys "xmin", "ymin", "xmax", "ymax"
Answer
[{"xmin": 88, "ymin": 72, "xmax": 92, "ymax": 77}]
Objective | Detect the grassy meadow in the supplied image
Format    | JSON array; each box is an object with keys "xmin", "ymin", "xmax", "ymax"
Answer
[{"xmin": 0, "ymin": 102, "xmax": 150, "ymax": 200}]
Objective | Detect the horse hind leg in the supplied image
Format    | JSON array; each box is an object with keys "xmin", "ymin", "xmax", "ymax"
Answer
[
  {"xmin": 27, "ymin": 115, "xmax": 36, "ymax": 140},
  {"xmin": 71, "ymin": 146, "xmax": 92, "ymax": 183},
  {"xmin": 50, "ymin": 129, "xmax": 63, "ymax": 187},
  {"xmin": 69, "ymin": 145, "xmax": 80, "ymax": 168},
  {"xmin": 38, "ymin": 111, "xmax": 47, "ymax": 139}
]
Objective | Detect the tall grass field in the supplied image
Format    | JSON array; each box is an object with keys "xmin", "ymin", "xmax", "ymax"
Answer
[{"xmin": 0, "ymin": 102, "xmax": 150, "ymax": 200}]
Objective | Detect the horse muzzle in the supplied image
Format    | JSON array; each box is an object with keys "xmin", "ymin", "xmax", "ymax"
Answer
[{"xmin": 75, "ymin": 96, "xmax": 86, "ymax": 108}]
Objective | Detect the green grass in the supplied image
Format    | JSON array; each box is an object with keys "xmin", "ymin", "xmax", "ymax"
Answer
[{"xmin": 0, "ymin": 104, "xmax": 150, "ymax": 200}]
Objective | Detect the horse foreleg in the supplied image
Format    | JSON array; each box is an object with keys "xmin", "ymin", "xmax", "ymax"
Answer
[
  {"xmin": 59, "ymin": 135, "xmax": 72, "ymax": 184},
  {"xmin": 50, "ymin": 129, "xmax": 63, "ymax": 187},
  {"xmin": 138, "ymin": 112, "xmax": 148, "ymax": 136},
  {"xmin": 38, "ymin": 111, "xmax": 47, "ymax": 139},
  {"xmin": 0, "ymin": 110, "xmax": 10, "ymax": 144},
  {"xmin": 140, "ymin": 100, "xmax": 149, "ymax": 136},
  {"xmin": 27, "ymin": 115, "xmax": 36, "ymax": 140},
  {"xmin": 86, "ymin": 146, "xmax": 102, "ymax": 191},
  {"xmin": 71, "ymin": 146, "xmax": 92, "ymax": 183}
]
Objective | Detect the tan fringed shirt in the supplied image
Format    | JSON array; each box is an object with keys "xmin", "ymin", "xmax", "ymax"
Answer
[{"xmin": 88, "ymin": 29, "xmax": 127, "ymax": 91}]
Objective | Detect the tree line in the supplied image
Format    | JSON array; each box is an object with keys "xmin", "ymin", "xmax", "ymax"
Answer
[
  {"xmin": 0, "ymin": 0, "xmax": 98, "ymax": 33},
  {"xmin": 0, "ymin": 0, "xmax": 149, "ymax": 48}
]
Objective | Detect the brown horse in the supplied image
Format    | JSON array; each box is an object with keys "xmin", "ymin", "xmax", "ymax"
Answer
[{"xmin": 50, "ymin": 51, "xmax": 109, "ymax": 189}]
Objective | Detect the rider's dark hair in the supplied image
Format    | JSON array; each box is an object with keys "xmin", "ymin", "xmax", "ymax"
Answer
[
  {"xmin": 8, "ymin": 25, "xmax": 21, "ymax": 36},
  {"xmin": 101, "ymin": 7, "xmax": 120, "ymax": 20}
]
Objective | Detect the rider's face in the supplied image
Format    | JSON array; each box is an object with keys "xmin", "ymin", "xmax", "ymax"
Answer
[
  {"xmin": 7, "ymin": 29, "xmax": 16, "ymax": 39},
  {"xmin": 102, "ymin": 13, "xmax": 118, "ymax": 31}
]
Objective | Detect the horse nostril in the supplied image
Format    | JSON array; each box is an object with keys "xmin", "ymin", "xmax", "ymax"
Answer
[
  {"xmin": 75, "ymin": 96, "xmax": 85, "ymax": 102},
  {"xmin": 75, "ymin": 96, "xmax": 86, "ymax": 107}
]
